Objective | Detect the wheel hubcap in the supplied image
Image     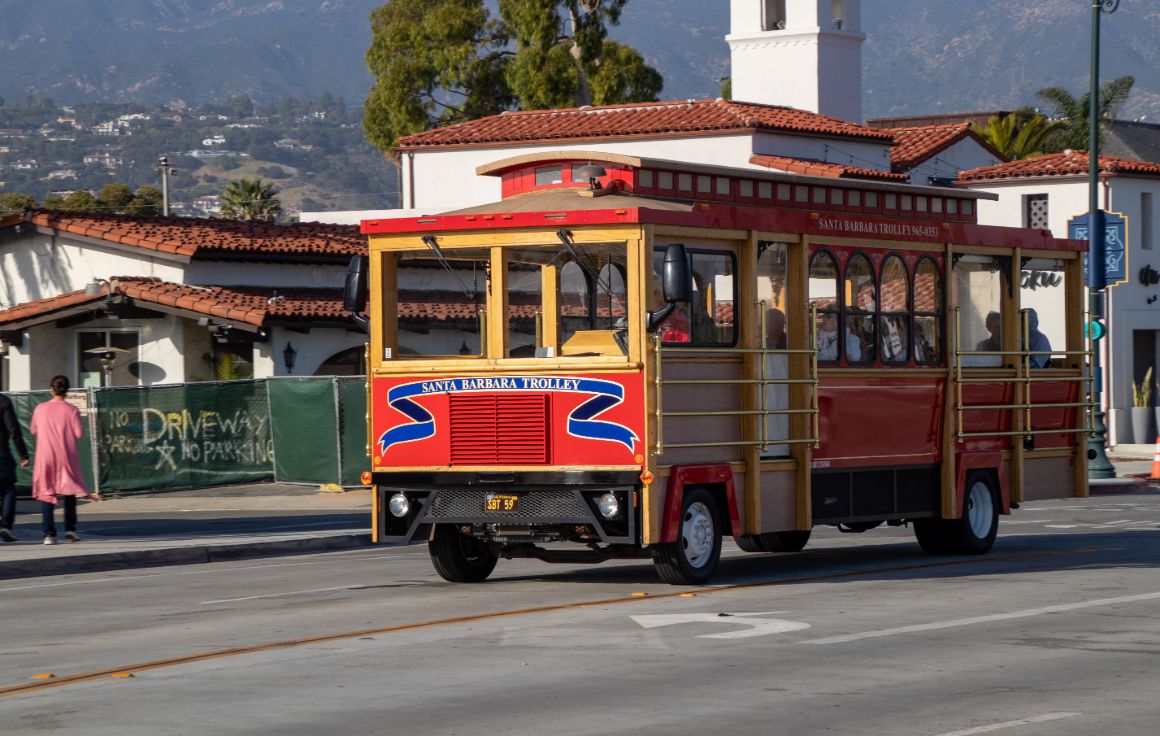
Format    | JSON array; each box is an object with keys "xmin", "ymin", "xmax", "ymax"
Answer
[
  {"xmin": 965, "ymin": 481, "xmax": 994, "ymax": 539},
  {"xmin": 681, "ymin": 501, "xmax": 715, "ymax": 568}
]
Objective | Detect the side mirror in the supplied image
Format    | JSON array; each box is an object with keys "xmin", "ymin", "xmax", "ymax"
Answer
[
  {"xmin": 661, "ymin": 242, "xmax": 691, "ymax": 303},
  {"xmin": 343, "ymin": 255, "xmax": 368, "ymax": 313},
  {"xmin": 343, "ymin": 255, "xmax": 370, "ymax": 333},
  {"xmin": 648, "ymin": 243, "xmax": 692, "ymax": 333}
]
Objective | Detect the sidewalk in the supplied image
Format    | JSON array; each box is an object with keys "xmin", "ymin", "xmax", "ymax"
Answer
[
  {"xmin": 2, "ymin": 453, "xmax": 1155, "ymax": 581},
  {"xmin": 0, "ymin": 483, "xmax": 375, "ymax": 580}
]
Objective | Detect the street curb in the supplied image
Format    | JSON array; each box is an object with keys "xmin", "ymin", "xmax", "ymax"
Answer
[
  {"xmin": 1088, "ymin": 478, "xmax": 1155, "ymax": 495},
  {"xmin": 0, "ymin": 533, "xmax": 374, "ymax": 580}
]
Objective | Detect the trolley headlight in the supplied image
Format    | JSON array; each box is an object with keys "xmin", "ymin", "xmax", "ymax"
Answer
[
  {"xmin": 388, "ymin": 492, "xmax": 410, "ymax": 518},
  {"xmin": 596, "ymin": 492, "xmax": 620, "ymax": 519}
]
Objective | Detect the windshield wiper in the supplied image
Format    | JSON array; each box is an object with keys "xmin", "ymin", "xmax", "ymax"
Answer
[
  {"xmin": 556, "ymin": 229, "xmax": 612, "ymax": 293},
  {"xmin": 422, "ymin": 235, "xmax": 477, "ymax": 300}
]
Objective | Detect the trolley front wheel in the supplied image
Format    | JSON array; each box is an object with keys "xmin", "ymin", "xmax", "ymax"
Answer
[
  {"xmin": 429, "ymin": 524, "xmax": 498, "ymax": 583},
  {"xmin": 653, "ymin": 488, "xmax": 722, "ymax": 585}
]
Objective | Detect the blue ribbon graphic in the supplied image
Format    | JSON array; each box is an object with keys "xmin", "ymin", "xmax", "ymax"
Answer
[{"xmin": 378, "ymin": 376, "xmax": 638, "ymax": 456}]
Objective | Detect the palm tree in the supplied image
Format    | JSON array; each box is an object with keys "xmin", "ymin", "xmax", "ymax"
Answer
[
  {"xmin": 970, "ymin": 109, "xmax": 1064, "ymax": 160},
  {"xmin": 219, "ymin": 178, "xmax": 282, "ymax": 222},
  {"xmin": 1035, "ymin": 75, "xmax": 1135, "ymax": 152}
]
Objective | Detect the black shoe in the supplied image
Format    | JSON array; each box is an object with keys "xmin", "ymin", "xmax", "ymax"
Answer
[{"xmin": 0, "ymin": 528, "xmax": 15, "ymax": 543}]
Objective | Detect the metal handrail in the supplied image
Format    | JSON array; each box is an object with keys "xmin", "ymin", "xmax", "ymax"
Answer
[
  {"xmin": 652, "ymin": 304, "xmax": 820, "ymax": 454},
  {"xmin": 953, "ymin": 307, "xmax": 1096, "ymax": 443}
]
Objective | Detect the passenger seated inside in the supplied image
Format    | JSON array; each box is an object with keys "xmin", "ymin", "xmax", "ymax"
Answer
[
  {"xmin": 1025, "ymin": 308, "xmax": 1052, "ymax": 368},
  {"xmin": 962, "ymin": 310, "xmax": 1002, "ymax": 367},
  {"xmin": 765, "ymin": 307, "xmax": 787, "ymax": 350},
  {"xmin": 762, "ymin": 307, "xmax": 789, "ymax": 456},
  {"xmin": 914, "ymin": 323, "xmax": 936, "ymax": 363},
  {"xmin": 817, "ymin": 312, "xmax": 839, "ymax": 361},
  {"xmin": 976, "ymin": 311, "xmax": 1001, "ymax": 353}
]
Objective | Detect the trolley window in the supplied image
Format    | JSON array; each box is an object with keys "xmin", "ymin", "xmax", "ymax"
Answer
[
  {"xmin": 914, "ymin": 257, "xmax": 943, "ymax": 364},
  {"xmin": 844, "ymin": 254, "xmax": 876, "ymax": 364},
  {"xmin": 809, "ymin": 251, "xmax": 840, "ymax": 364},
  {"xmin": 396, "ymin": 247, "xmax": 489, "ymax": 357},
  {"xmin": 652, "ymin": 248, "xmax": 736, "ymax": 346},
  {"xmin": 955, "ymin": 255, "xmax": 1005, "ymax": 368},
  {"xmin": 879, "ymin": 255, "xmax": 909, "ymax": 364},
  {"xmin": 509, "ymin": 242, "xmax": 627, "ymax": 358}
]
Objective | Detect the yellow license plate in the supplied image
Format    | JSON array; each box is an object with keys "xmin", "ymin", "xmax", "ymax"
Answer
[{"xmin": 484, "ymin": 493, "xmax": 520, "ymax": 512}]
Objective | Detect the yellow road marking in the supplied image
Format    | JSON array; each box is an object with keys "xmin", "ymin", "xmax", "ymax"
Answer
[{"xmin": 0, "ymin": 549, "xmax": 1078, "ymax": 698}]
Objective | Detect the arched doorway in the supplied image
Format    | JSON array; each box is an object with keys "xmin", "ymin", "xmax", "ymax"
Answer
[{"xmin": 314, "ymin": 346, "xmax": 366, "ymax": 376}]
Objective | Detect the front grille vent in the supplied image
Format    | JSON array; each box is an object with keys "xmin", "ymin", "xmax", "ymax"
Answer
[{"xmin": 449, "ymin": 393, "xmax": 550, "ymax": 465}]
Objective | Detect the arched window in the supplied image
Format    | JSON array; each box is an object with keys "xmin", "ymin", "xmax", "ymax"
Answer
[
  {"xmin": 844, "ymin": 254, "xmax": 875, "ymax": 364},
  {"xmin": 879, "ymin": 255, "xmax": 909, "ymax": 364},
  {"xmin": 559, "ymin": 261, "xmax": 590, "ymax": 346},
  {"xmin": 595, "ymin": 262, "xmax": 626, "ymax": 330},
  {"xmin": 913, "ymin": 257, "xmax": 943, "ymax": 364},
  {"xmin": 808, "ymin": 251, "xmax": 840, "ymax": 363}
]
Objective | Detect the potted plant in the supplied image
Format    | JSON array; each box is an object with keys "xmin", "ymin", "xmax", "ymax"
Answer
[{"xmin": 1131, "ymin": 367, "xmax": 1154, "ymax": 444}]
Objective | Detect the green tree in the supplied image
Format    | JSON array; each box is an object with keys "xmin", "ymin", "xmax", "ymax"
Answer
[
  {"xmin": 220, "ymin": 178, "xmax": 282, "ymax": 222},
  {"xmin": 0, "ymin": 192, "xmax": 37, "ymax": 216},
  {"xmin": 970, "ymin": 108, "xmax": 1063, "ymax": 161},
  {"xmin": 363, "ymin": 0, "xmax": 662, "ymax": 154},
  {"xmin": 43, "ymin": 190, "xmax": 99, "ymax": 213},
  {"xmin": 125, "ymin": 186, "xmax": 164, "ymax": 216},
  {"xmin": 1036, "ymin": 75, "xmax": 1135, "ymax": 152},
  {"xmin": 96, "ymin": 183, "xmax": 135, "ymax": 212}
]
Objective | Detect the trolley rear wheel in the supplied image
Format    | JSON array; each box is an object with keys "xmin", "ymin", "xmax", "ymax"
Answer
[
  {"xmin": 942, "ymin": 473, "xmax": 999, "ymax": 555},
  {"xmin": 913, "ymin": 472, "xmax": 999, "ymax": 556},
  {"xmin": 429, "ymin": 524, "xmax": 499, "ymax": 583},
  {"xmin": 653, "ymin": 488, "xmax": 722, "ymax": 585}
]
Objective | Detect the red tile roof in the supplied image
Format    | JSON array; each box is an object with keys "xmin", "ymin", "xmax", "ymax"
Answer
[
  {"xmin": 884, "ymin": 123, "xmax": 1005, "ymax": 171},
  {"xmin": 749, "ymin": 154, "xmax": 909, "ymax": 183},
  {"xmin": 14, "ymin": 210, "xmax": 365, "ymax": 260},
  {"xmin": 0, "ymin": 289, "xmax": 104, "ymax": 326},
  {"xmin": 959, "ymin": 150, "xmax": 1160, "ymax": 182},
  {"xmin": 396, "ymin": 99, "xmax": 894, "ymax": 150},
  {"xmin": 0, "ymin": 278, "xmax": 351, "ymax": 329}
]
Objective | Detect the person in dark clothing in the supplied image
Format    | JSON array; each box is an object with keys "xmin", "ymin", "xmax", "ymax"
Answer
[{"xmin": 0, "ymin": 392, "xmax": 31, "ymax": 542}]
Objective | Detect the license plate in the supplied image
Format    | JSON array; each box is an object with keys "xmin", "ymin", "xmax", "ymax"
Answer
[{"xmin": 484, "ymin": 493, "xmax": 520, "ymax": 513}]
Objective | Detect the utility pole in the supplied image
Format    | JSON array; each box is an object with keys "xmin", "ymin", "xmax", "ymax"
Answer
[
  {"xmin": 1086, "ymin": 0, "xmax": 1118, "ymax": 479},
  {"xmin": 156, "ymin": 156, "xmax": 176, "ymax": 216}
]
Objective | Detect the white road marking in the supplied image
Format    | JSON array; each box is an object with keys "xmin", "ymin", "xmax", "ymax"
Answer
[
  {"xmin": 932, "ymin": 712, "xmax": 1081, "ymax": 735},
  {"xmin": 201, "ymin": 585, "xmax": 360, "ymax": 604},
  {"xmin": 804, "ymin": 591, "xmax": 1160, "ymax": 645},
  {"xmin": 632, "ymin": 612, "xmax": 810, "ymax": 639},
  {"xmin": 1044, "ymin": 524, "xmax": 1080, "ymax": 529}
]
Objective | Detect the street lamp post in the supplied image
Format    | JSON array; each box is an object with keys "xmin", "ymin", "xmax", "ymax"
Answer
[
  {"xmin": 156, "ymin": 156, "xmax": 176, "ymax": 216},
  {"xmin": 1086, "ymin": 0, "xmax": 1118, "ymax": 479}
]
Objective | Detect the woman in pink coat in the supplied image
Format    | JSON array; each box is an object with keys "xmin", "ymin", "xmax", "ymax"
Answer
[{"xmin": 31, "ymin": 375, "xmax": 100, "ymax": 544}]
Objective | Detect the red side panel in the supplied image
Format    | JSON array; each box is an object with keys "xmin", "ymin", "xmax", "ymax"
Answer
[
  {"xmin": 813, "ymin": 376, "xmax": 944, "ymax": 469},
  {"xmin": 955, "ymin": 451, "xmax": 1009, "ymax": 515},
  {"xmin": 660, "ymin": 464, "xmax": 741, "ymax": 543}
]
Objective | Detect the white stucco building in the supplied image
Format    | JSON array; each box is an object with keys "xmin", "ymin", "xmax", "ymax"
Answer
[
  {"xmin": 0, "ymin": 211, "xmax": 370, "ymax": 391},
  {"xmin": 959, "ymin": 151, "xmax": 1160, "ymax": 444}
]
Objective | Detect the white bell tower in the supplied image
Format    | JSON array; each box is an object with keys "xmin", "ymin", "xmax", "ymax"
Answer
[{"xmin": 726, "ymin": 0, "xmax": 866, "ymax": 122}]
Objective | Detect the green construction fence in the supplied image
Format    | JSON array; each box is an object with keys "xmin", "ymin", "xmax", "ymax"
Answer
[{"xmin": 6, "ymin": 376, "xmax": 369, "ymax": 495}]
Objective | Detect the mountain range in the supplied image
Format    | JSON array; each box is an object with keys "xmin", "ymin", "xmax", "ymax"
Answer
[{"xmin": 1, "ymin": 0, "xmax": 1158, "ymax": 123}]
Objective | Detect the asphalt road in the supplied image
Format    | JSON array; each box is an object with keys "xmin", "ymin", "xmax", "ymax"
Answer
[{"xmin": 3, "ymin": 493, "xmax": 1158, "ymax": 736}]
